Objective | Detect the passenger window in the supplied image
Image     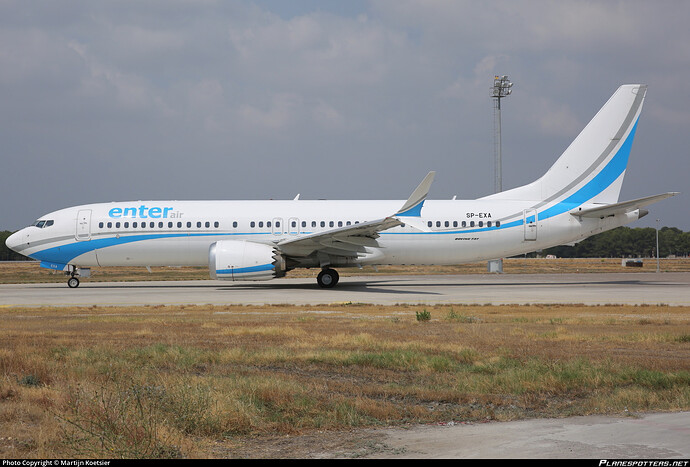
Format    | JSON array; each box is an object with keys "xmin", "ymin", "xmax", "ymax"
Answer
[
  {"xmin": 320, "ymin": 221, "xmax": 325, "ymax": 227},
  {"xmin": 197, "ymin": 222, "xmax": 202, "ymax": 228},
  {"xmin": 205, "ymin": 221, "xmax": 210, "ymax": 228},
  {"xmin": 124, "ymin": 222, "xmax": 129, "ymax": 228},
  {"xmin": 133, "ymin": 222, "xmax": 138, "ymax": 228},
  {"xmin": 436, "ymin": 221, "xmax": 441, "ymax": 227},
  {"xmin": 158, "ymin": 222, "xmax": 163, "ymax": 228},
  {"xmin": 233, "ymin": 221, "xmax": 238, "ymax": 228},
  {"xmin": 337, "ymin": 221, "xmax": 343, "ymax": 227},
  {"xmin": 444, "ymin": 221, "xmax": 449, "ymax": 227},
  {"xmin": 301, "ymin": 221, "xmax": 306, "ymax": 228},
  {"xmin": 168, "ymin": 222, "xmax": 173, "ymax": 228},
  {"xmin": 496, "ymin": 221, "xmax": 501, "ymax": 227},
  {"xmin": 427, "ymin": 221, "xmax": 432, "ymax": 227},
  {"xmin": 329, "ymin": 221, "xmax": 334, "ymax": 227},
  {"xmin": 479, "ymin": 221, "xmax": 483, "ymax": 227},
  {"xmin": 99, "ymin": 222, "xmax": 104, "ymax": 228},
  {"xmin": 107, "ymin": 222, "xmax": 112, "ymax": 228},
  {"xmin": 214, "ymin": 221, "xmax": 219, "ymax": 228},
  {"xmin": 487, "ymin": 221, "xmax": 492, "ymax": 227},
  {"xmin": 267, "ymin": 221, "xmax": 272, "ymax": 228},
  {"xmin": 453, "ymin": 221, "xmax": 458, "ymax": 227},
  {"xmin": 462, "ymin": 221, "xmax": 467, "ymax": 228},
  {"xmin": 177, "ymin": 222, "xmax": 182, "ymax": 228},
  {"xmin": 250, "ymin": 221, "xmax": 255, "ymax": 228},
  {"xmin": 187, "ymin": 222, "xmax": 192, "ymax": 228},
  {"xmin": 312, "ymin": 221, "xmax": 317, "ymax": 227},
  {"xmin": 470, "ymin": 221, "xmax": 475, "ymax": 227},
  {"xmin": 258, "ymin": 221, "xmax": 263, "ymax": 228}
]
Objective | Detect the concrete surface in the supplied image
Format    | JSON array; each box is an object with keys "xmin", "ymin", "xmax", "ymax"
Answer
[
  {"xmin": 360, "ymin": 412, "xmax": 690, "ymax": 459},
  {"xmin": 1, "ymin": 272, "xmax": 689, "ymax": 307}
]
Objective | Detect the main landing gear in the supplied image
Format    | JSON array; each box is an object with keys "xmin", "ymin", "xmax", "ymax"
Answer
[
  {"xmin": 67, "ymin": 276, "xmax": 80, "ymax": 288},
  {"xmin": 316, "ymin": 268, "xmax": 339, "ymax": 288}
]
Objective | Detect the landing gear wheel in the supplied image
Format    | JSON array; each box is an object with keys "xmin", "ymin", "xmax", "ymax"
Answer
[
  {"xmin": 67, "ymin": 277, "xmax": 80, "ymax": 288},
  {"xmin": 317, "ymin": 268, "xmax": 339, "ymax": 288}
]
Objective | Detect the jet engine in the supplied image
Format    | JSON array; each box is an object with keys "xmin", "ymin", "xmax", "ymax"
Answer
[{"xmin": 209, "ymin": 240, "xmax": 286, "ymax": 281}]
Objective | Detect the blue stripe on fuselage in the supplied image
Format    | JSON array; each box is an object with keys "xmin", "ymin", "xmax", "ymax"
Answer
[{"xmin": 29, "ymin": 232, "xmax": 265, "ymax": 265}]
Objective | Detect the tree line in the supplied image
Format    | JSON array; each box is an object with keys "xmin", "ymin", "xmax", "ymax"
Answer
[
  {"xmin": 1, "ymin": 226, "xmax": 689, "ymax": 262},
  {"xmin": 542, "ymin": 226, "xmax": 690, "ymax": 258}
]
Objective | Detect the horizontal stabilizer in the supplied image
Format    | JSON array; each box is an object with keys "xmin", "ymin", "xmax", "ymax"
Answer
[
  {"xmin": 396, "ymin": 171, "xmax": 435, "ymax": 217},
  {"xmin": 570, "ymin": 192, "xmax": 678, "ymax": 219}
]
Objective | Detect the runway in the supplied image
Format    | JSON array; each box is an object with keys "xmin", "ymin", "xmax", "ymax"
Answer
[{"xmin": 2, "ymin": 272, "xmax": 689, "ymax": 307}]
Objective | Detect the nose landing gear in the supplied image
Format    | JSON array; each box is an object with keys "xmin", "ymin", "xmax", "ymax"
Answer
[{"xmin": 65, "ymin": 266, "xmax": 90, "ymax": 288}]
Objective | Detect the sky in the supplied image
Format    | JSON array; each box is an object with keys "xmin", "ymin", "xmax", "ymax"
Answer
[{"xmin": 1, "ymin": 0, "xmax": 688, "ymax": 231}]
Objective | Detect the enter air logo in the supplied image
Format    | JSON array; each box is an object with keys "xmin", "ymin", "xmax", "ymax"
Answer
[{"xmin": 108, "ymin": 205, "xmax": 184, "ymax": 219}]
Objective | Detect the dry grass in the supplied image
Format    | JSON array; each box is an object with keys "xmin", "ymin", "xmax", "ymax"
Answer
[
  {"xmin": 0, "ymin": 303, "xmax": 688, "ymax": 458},
  {"xmin": 1, "ymin": 257, "xmax": 689, "ymax": 284}
]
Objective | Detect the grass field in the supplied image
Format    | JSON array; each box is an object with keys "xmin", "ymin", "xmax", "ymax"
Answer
[
  {"xmin": 1, "ymin": 301, "xmax": 688, "ymax": 458},
  {"xmin": 1, "ymin": 257, "xmax": 689, "ymax": 284}
]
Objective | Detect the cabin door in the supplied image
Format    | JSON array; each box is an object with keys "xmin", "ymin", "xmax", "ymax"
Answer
[
  {"xmin": 523, "ymin": 209, "xmax": 537, "ymax": 241},
  {"xmin": 76, "ymin": 210, "xmax": 92, "ymax": 241}
]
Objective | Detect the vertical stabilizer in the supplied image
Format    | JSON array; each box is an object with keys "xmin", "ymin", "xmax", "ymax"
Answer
[{"xmin": 482, "ymin": 84, "xmax": 646, "ymax": 208}]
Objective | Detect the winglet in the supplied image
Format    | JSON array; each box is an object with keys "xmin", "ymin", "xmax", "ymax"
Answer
[{"xmin": 396, "ymin": 171, "xmax": 435, "ymax": 217}]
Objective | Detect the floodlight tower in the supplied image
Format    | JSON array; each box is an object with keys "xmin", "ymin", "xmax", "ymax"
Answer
[
  {"xmin": 491, "ymin": 75, "xmax": 513, "ymax": 193},
  {"xmin": 488, "ymin": 75, "xmax": 513, "ymax": 274}
]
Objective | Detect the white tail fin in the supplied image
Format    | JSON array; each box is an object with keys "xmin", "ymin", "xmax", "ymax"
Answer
[{"xmin": 482, "ymin": 84, "xmax": 646, "ymax": 209}]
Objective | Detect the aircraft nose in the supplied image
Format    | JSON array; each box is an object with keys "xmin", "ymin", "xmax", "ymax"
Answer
[{"xmin": 5, "ymin": 229, "xmax": 26, "ymax": 253}]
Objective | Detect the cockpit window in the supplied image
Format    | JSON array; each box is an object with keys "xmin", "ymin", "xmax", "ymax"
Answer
[{"xmin": 31, "ymin": 220, "xmax": 54, "ymax": 228}]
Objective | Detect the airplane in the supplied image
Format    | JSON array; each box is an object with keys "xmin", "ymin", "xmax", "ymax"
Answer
[{"xmin": 5, "ymin": 84, "xmax": 678, "ymax": 289}]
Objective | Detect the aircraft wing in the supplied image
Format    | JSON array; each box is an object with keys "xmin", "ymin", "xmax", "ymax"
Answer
[
  {"xmin": 276, "ymin": 216, "xmax": 403, "ymax": 257},
  {"xmin": 276, "ymin": 172, "xmax": 435, "ymax": 259},
  {"xmin": 570, "ymin": 192, "xmax": 679, "ymax": 219}
]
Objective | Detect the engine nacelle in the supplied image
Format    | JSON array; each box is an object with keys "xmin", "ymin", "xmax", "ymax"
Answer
[{"xmin": 209, "ymin": 240, "xmax": 286, "ymax": 281}]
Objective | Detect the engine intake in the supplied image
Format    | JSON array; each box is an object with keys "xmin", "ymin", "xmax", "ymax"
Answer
[{"xmin": 209, "ymin": 240, "xmax": 286, "ymax": 281}]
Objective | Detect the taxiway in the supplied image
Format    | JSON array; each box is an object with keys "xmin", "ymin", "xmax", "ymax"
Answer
[{"xmin": 1, "ymin": 272, "xmax": 689, "ymax": 307}]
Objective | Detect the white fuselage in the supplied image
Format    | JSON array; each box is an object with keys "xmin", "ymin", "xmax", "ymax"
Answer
[{"xmin": 7, "ymin": 197, "xmax": 641, "ymax": 270}]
